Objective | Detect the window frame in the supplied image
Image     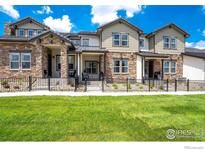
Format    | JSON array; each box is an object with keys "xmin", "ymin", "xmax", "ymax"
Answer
[
  {"xmin": 18, "ymin": 28, "xmax": 25, "ymax": 37},
  {"xmin": 113, "ymin": 58, "xmax": 129, "ymax": 74},
  {"xmin": 139, "ymin": 39, "xmax": 144, "ymax": 48},
  {"xmin": 28, "ymin": 29, "xmax": 34, "ymax": 37},
  {"xmin": 21, "ymin": 52, "xmax": 31, "ymax": 70},
  {"xmin": 163, "ymin": 60, "xmax": 176, "ymax": 74},
  {"xmin": 85, "ymin": 61, "xmax": 98, "ymax": 74},
  {"xmin": 82, "ymin": 38, "xmax": 89, "ymax": 46},
  {"xmin": 112, "ymin": 33, "xmax": 129, "ymax": 47},
  {"xmin": 163, "ymin": 36, "xmax": 177, "ymax": 49},
  {"xmin": 10, "ymin": 53, "xmax": 20, "ymax": 70}
]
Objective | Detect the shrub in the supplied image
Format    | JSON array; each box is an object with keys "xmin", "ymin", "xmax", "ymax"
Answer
[
  {"xmin": 128, "ymin": 83, "xmax": 132, "ymax": 89},
  {"xmin": 13, "ymin": 85, "xmax": 20, "ymax": 89},
  {"xmin": 159, "ymin": 85, "xmax": 164, "ymax": 90},
  {"xmin": 3, "ymin": 84, "xmax": 10, "ymax": 89},
  {"xmin": 112, "ymin": 84, "xmax": 118, "ymax": 89},
  {"xmin": 1, "ymin": 80, "xmax": 8, "ymax": 86},
  {"xmin": 139, "ymin": 85, "xmax": 143, "ymax": 90}
]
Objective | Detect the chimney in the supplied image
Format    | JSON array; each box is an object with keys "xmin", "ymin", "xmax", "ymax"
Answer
[{"xmin": 4, "ymin": 23, "xmax": 11, "ymax": 36}]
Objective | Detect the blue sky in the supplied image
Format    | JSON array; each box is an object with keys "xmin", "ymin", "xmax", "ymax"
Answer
[{"xmin": 0, "ymin": 5, "xmax": 205, "ymax": 49}]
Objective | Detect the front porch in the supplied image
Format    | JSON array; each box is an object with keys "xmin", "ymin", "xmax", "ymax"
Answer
[{"xmin": 139, "ymin": 52, "xmax": 170, "ymax": 80}]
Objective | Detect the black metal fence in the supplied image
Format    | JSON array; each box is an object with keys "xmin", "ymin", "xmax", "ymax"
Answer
[{"xmin": 0, "ymin": 76, "xmax": 205, "ymax": 92}]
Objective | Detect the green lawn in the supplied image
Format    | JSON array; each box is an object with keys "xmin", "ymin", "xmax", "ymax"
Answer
[{"xmin": 0, "ymin": 95, "xmax": 204, "ymax": 141}]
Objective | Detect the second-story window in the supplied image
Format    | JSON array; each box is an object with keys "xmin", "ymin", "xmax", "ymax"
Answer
[
  {"xmin": 28, "ymin": 30, "xmax": 34, "ymax": 37},
  {"xmin": 139, "ymin": 39, "xmax": 144, "ymax": 48},
  {"xmin": 72, "ymin": 40, "xmax": 81, "ymax": 46},
  {"xmin": 82, "ymin": 39, "xmax": 89, "ymax": 46},
  {"xmin": 18, "ymin": 29, "xmax": 25, "ymax": 37},
  {"xmin": 112, "ymin": 33, "xmax": 128, "ymax": 47},
  {"xmin": 163, "ymin": 36, "xmax": 177, "ymax": 49}
]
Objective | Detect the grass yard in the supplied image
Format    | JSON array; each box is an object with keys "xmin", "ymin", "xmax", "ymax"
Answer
[{"xmin": 0, "ymin": 95, "xmax": 205, "ymax": 141}]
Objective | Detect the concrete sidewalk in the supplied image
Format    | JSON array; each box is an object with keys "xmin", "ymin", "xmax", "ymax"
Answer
[{"xmin": 0, "ymin": 91, "xmax": 205, "ymax": 97}]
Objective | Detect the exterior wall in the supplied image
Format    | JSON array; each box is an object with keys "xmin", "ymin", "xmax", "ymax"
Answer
[
  {"xmin": 183, "ymin": 55, "xmax": 205, "ymax": 80},
  {"xmin": 154, "ymin": 27, "xmax": 185, "ymax": 54},
  {"xmin": 0, "ymin": 43, "xmax": 43, "ymax": 78},
  {"xmin": 149, "ymin": 37, "xmax": 154, "ymax": 52},
  {"xmin": 163, "ymin": 54, "xmax": 183, "ymax": 80},
  {"xmin": 139, "ymin": 36, "xmax": 149, "ymax": 52},
  {"xmin": 4, "ymin": 23, "xmax": 11, "ymax": 36},
  {"xmin": 101, "ymin": 23, "xmax": 139, "ymax": 52},
  {"xmin": 105, "ymin": 52, "xmax": 137, "ymax": 82},
  {"xmin": 80, "ymin": 35, "xmax": 100, "ymax": 46}
]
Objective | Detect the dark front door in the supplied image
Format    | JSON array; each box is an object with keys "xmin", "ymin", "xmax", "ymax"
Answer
[
  {"xmin": 148, "ymin": 60, "xmax": 154, "ymax": 78},
  {"xmin": 47, "ymin": 54, "xmax": 52, "ymax": 77}
]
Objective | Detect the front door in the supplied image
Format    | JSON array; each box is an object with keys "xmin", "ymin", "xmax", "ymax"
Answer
[{"xmin": 47, "ymin": 54, "xmax": 52, "ymax": 77}]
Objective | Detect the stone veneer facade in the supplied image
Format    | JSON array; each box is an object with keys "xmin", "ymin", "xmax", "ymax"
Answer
[
  {"xmin": 105, "ymin": 52, "xmax": 137, "ymax": 82},
  {"xmin": 153, "ymin": 54, "xmax": 183, "ymax": 80}
]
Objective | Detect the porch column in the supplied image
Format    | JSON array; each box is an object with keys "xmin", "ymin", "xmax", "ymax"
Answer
[
  {"xmin": 36, "ymin": 45, "xmax": 43, "ymax": 77},
  {"xmin": 61, "ymin": 46, "xmax": 68, "ymax": 78}
]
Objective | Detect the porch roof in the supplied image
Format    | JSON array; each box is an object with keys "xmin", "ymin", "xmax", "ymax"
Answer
[
  {"xmin": 75, "ymin": 46, "xmax": 108, "ymax": 53},
  {"xmin": 136, "ymin": 52, "xmax": 170, "ymax": 58}
]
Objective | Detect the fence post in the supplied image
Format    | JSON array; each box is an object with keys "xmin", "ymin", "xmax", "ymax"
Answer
[
  {"xmin": 102, "ymin": 76, "xmax": 104, "ymax": 92},
  {"xmin": 187, "ymin": 79, "xmax": 189, "ymax": 92},
  {"xmin": 84, "ymin": 78, "xmax": 87, "ymax": 92},
  {"xmin": 166, "ymin": 79, "xmax": 169, "ymax": 92},
  {"xmin": 126, "ymin": 77, "xmax": 129, "ymax": 92},
  {"xmin": 175, "ymin": 79, "xmax": 177, "ymax": 92},
  {"xmin": 29, "ymin": 76, "xmax": 32, "ymax": 91},
  {"xmin": 148, "ymin": 78, "xmax": 150, "ymax": 92},
  {"xmin": 48, "ymin": 77, "xmax": 50, "ymax": 91}
]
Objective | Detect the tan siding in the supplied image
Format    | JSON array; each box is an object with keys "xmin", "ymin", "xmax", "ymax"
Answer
[
  {"xmin": 149, "ymin": 37, "xmax": 154, "ymax": 52},
  {"xmin": 101, "ymin": 23, "xmax": 139, "ymax": 52},
  {"xmin": 154, "ymin": 27, "xmax": 185, "ymax": 54}
]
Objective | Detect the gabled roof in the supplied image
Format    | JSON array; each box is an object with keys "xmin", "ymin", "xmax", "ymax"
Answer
[
  {"xmin": 146, "ymin": 23, "xmax": 190, "ymax": 38},
  {"xmin": 9, "ymin": 16, "xmax": 50, "ymax": 30},
  {"xmin": 97, "ymin": 18, "xmax": 143, "ymax": 34},
  {"xmin": 183, "ymin": 51, "xmax": 205, "ymax": 59},
  {"xmin": 29, "ymin": 30, "xmax": 74, "ymax": 47}
]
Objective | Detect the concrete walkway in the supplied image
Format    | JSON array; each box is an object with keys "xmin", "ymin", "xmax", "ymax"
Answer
[{"xmin": 0, "ymin": 91, "xmax": 205, "ymax": 97}]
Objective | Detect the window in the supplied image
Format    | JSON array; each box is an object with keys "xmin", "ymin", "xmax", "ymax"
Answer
[
  {"xmin": 163, "ymin": 61, "xmax": 176, "ymax": 74},
  {"xmin": 113, "ymin": 60, "xmax": 120, "ymax": 73},
  {"xmin": 56, "ymin": 55, "xmax": 61, "ymax": 71},
  {"xmin": 163, "ymin": 36, "xmax": 177, "ymax": 49},
  {"xmin": 170, "ymin": 38, "xmax": 176, "ymax": 49},
  {"xmin": 21, "ymin": 53, "xmax": 31, "ymax": 69},
  {"xmin": 113, "ymin": 33, "xmax": 120, "ymax": 46},
  {"xmin": 28, "ymin": 30, "xmax": 34, "ymax": 37},
  {"xmin": 10, "ymin": 53, "xmax": 20, "ymax": 69},
  {"xmin": 82, "ymin": 39, "xmax": 89, "ymax": 46},
  {"xmin": 113, "ymin": 59, "xmax": 129, "ymax": 73},
  {"xmin": 85, "ymin": 61, "xmax": 97, "ymax": 74},
  {"xmin": 139, "ymin": 39, "xmax": 144, "ymax": 48},
  {"xmin": 121, "ymin": 34, "xmax": 128, "ymax": 46},
  {"xmin": 163, "ymin": 36, "xmax": 170, "ymax": 49},
  {"xmin": 121, "ymin": 59, "xmax": 128, "ymax": 73},
  {"xmin": 71, "ymin": 40, "xmax": 81, "ymax": 46},
  {"xmin": 68, "ymin": 55, "xmax": 75, "ymax": 70},
  {"xmin": 112, "ymin": 33, "xmax": 129, "ymax": 47},
  {"xmin": 18, "ymin": 29, "xmax": 25, "ymax": 37},
  {"xmin": 37, "ymin": 30, "xmax": 42, "ymax": 35}
]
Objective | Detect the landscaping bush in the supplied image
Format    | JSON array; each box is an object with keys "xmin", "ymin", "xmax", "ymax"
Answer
[{"xmin": 112, "ymin": 84, "xmax": 118, "ymax": 89}]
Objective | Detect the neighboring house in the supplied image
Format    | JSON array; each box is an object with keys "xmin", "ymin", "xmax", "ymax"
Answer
[
  {"xmin": 0, "ymin": 17, "xmax": 190, "ymax": 81},
  {"xmin": 182, "ymin": 48, "xmax": 205, "ymax": 80}
]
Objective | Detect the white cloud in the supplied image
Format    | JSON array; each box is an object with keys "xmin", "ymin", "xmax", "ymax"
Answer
[
  {"xmin": 34, "ymin": 6, "xmax": 53, "ymax": 15},
  {"xmin": 91, "ymin": 5, "xmax": 144, "ymax": 25},
  {"xmin": 202, "ymin": 6, "xmax": 205, "ymax": 14},
  {"xmin": 0, "ymin": 4, "xmax": 20, "ymax": 19},
  {"xmin": 186, "ymin": 40, "xmax": 205, "ymax": 49},
  {"xmin": 43, "ymin": 15, "xmax": 73, "ymax": 32}
]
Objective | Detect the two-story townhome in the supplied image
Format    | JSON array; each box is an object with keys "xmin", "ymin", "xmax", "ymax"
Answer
[{"xmin": 0, "ymin": 17, "xmax": 189, "ymax": 82}]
